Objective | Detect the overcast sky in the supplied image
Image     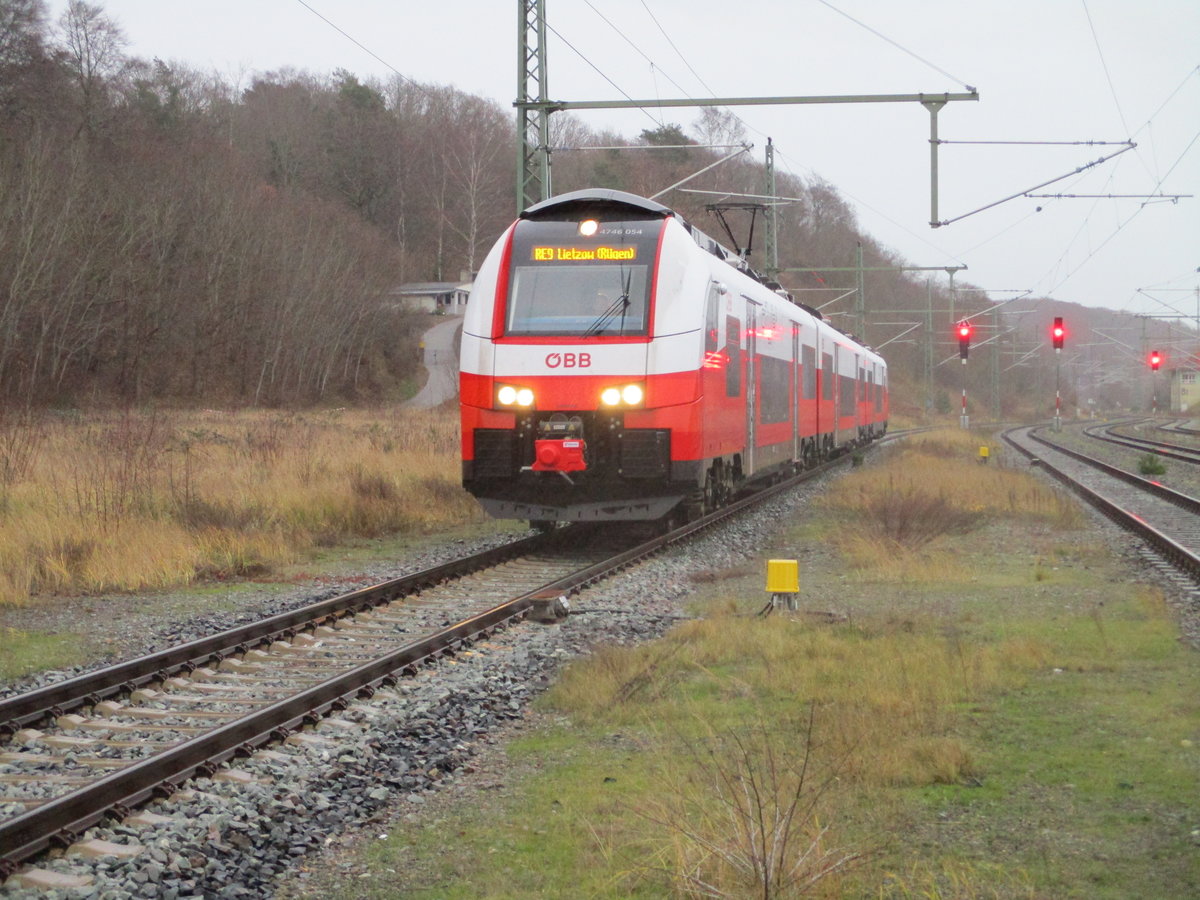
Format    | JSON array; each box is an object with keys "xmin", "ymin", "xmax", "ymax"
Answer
[{"xmin": 49, "ymin": 0, "xmax": 1200, "ymax": 326}]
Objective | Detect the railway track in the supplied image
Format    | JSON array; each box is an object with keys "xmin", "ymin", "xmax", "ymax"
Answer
[
  {"xmin": 1004, "ymin": 425, "xmax": 1200, "ymax": 586},
  {"xmin": 0, "ymin": 441, "xmax": 880, "ymax": 883},
  {"xmin": 1083, "ymin": 420, "xmax": 1200, "ymax": 465}
]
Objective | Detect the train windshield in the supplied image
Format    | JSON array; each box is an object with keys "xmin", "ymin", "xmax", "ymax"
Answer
[{"xmin": 505, "ymin": 218, "xmax": 658, "ymax": 337}]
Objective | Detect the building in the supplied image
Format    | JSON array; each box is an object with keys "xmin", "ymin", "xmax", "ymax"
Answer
[
  {"xmin": 386, "ymin": 279, "xmax": 471, "ymax": 315},
  {"xmin": 1168, "ymin": 367, "xmax": 1200, "ymax": 413}
]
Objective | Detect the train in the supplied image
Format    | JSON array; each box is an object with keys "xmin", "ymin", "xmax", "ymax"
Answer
[{"xmin": 459, "ymin": 188, "xmax": 888, "ymax": 525}]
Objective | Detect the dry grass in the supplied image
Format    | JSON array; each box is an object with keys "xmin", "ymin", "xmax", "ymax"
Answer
[
  {"xmin": 545, "ymin": 611, "xmax": 1050, "ymax": 896},
  {"xmin": 821, "ymin": 431, "xmax": 1082, "ymax": 574},
  {"xmin": 878, "ymin": 860, "xmax": 1039, "ymax": 899},
  {"xmin": 551, "ymin": 612, "xmax": 1048, "ymax": 789},
  {"xmin": 638, "ymin": 714, "xmax": 862, "ymax": 899},
  {"xmin": 0, "ymin": 407, "xmax": 480, "ymax": 605}
]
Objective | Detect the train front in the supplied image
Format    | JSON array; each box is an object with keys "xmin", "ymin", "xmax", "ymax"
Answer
[{"xmin": 460, "ymin": 190, "xmax": 698, "ymax": 524}]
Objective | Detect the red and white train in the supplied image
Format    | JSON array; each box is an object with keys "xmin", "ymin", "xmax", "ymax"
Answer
[{"xmin": 459, "ymin": 188, "xmax": 888, "ymax": 524}]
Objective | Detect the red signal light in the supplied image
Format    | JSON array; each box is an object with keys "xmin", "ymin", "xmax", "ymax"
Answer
[
  {"xmin": 956, "ymin": 321, "xmax": 972, "ymax": 360},
  {"xmin": 1149, "ymin": 350, "xmax": 1162, "ymax": 371},
  {"xmin": 1051, "ymin": 316, "xmax": 1065, "ymax": 351}
]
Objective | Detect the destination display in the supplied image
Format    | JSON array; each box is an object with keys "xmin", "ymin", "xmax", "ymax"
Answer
[{"xmin": 532, "ymin": 246, "xmax": 638, "ymax": 262}]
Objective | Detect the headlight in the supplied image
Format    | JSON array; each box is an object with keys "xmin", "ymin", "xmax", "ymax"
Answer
[
  {"xmin": 496, "ymin": 385, "xmax": 535, "ymax": 407},
  {"xmin": 600, "ymin": 383, "xmax": 644, "ymax": 408}
]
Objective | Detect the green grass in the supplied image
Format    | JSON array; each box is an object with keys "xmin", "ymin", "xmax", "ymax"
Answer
[
  {"xmin": 0, "ymin": 627, "xmax": 82, "ymax": 680},
  {"xmin": 291, "ymin": 443, "xmax": 1200, "ymax": 899},
  {"xmin": 352, "ymin": 726, "xmax": 666, "ymax": 898}
]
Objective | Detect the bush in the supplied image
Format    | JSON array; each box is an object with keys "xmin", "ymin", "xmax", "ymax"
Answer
[
  {"xmin": 860, "ymin": 479, "xmax": 983, "ymax": 549},
  {"xmin": 1137, "ymin": 453, "xmax": 1167, "ymax": 476}
]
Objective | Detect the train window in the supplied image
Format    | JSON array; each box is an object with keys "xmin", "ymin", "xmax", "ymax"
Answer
[
  {"xmin": 801, "ymin": 345, "xmax": 816, "ymax": 399},
  {"xmin": 821, "ymin": 353, "xmax": 833, "ymax": 401},
  {"xmin": 759, "ymin": 355, "xmax": 791, "ymax": 423},
  {"xmin": 704, "ymin": 284, "xmax": 721, "ymax": 353},
  {"xmin": 839, "ymin": 374, "xmax": 856, "ymax": 416},
  {"xmin": 504, "ymin": 217, "xmax": 660, "ymax": 337},
  {"xmin": 506, "ymin": 265, "xmax": 649, "ymax": 336},
  {"xmin": 725, "ymin": 316, "xmax": 742, "ymax": 397}
]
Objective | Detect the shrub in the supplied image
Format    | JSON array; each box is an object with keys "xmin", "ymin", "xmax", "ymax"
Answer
[
  {"xmin": 1137, "ymin": 453, "xmax": 1167, "ymax": 476},
  {"xmin": 639, "ymin": 713, "xmax": 861, "ymax": 898}
]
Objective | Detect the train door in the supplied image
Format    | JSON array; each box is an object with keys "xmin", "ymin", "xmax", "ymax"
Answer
[
  {"xmin": 801, "ymin": 339, "xmax": 817, "ymax": 462},
  {"xmin": 792, "ymin": 325, "xmax": 800, "ymax": 463},
  {"xmin": 744, "ymin": 300, "xmax": 758, "ymax": 477},
  {"xmin": 814, "ymin": 334, "xmax": 821, "ymax": 441},
  {"xmin": 856, "ymin": 353, "xmax": 863, "ymax": 438},
  {"xmin": 833, "ymin": 343, "xmax": 842, "ymax": 447},
  {"xmin": 820, "ymin": 343, "xmax": 834, "ymax": 454}
]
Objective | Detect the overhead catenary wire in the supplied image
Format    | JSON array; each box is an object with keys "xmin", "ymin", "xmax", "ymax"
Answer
[
  {"xmin": 558, "ymin": 0, "xmax": 979, "ymax": 278},
  {"xmin": 935, "ymin": 144, "xmax": 1137, "ymax": 227},
  {"xmin": 1028, "ymin": 65, "xmax": 1200, "ymax": 306},
  {"xmin": 567, "ymin": 0, "xmax": 977, "ymax": 274},
  {"xmin": 937, "ymin": 140, "xmax": 1134, "ymax": 146},
  {"xmin": 1040, "ymin": 127, "xmax": 1200, "ymax": 299},
  {"xmin": 292, "ymin": 0, "xmax": 424, "ymax": 91},
  {"xmin": 581, "ymin": 0, "xmax": 696, "ymax": 102},
  {"xmin": 1081, "ymin": 0, "xmax": 1132, "ymax": 138},
  {"xmin": 637, "ymin": 0, "xmax": 721, "ymax": 98},
  {"xmin": 941, "ymin": 63, "xmax": 1197, "ymax": 314},
  {"xmin": 815, "ymin": 0, "xmax": 976, "ymax": 92},
  {"xmin": 542, "ymin": 20, "xmax": 667, "ymax": 131},
  {"xmin": 297, "ymin": 1, "xmax": 1191, "ymax": 326}
]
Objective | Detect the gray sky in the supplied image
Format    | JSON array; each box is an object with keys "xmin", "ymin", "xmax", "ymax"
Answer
[{"xmin": 51, "ymin": 0, "xmax": 1200, "ymax": 324}]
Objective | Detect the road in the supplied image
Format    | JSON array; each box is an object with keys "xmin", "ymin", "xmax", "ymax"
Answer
[{"xmin": 404, "ymin": 315, "xmax": 462, "ymax": 409}]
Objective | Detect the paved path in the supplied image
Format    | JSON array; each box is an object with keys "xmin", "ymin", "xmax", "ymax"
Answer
[{"xmin": 404, "ymin": 315, "xmax": 463, "ymax": 409}]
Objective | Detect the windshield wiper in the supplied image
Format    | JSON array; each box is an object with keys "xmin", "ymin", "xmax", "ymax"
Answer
[
  {"xmin": 581, "ymin": 292, "xmax": 630, "ymax": 337},
  {"xmin": 581, "ymin": 270, "xmax": 634, "ymax": 337}
]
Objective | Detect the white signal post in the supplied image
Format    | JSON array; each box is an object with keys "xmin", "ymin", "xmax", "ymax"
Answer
[
  {"xmin": 1054, "ymin": 343, "xmax": 1062, "ymax": 433},
  {"xmin": 1051, "ymin": 317, "xmax": 1065, "ymax": 432},
  {"xmin": 957, "ymin": 322, "xmax": 971, "ymax": 429}
]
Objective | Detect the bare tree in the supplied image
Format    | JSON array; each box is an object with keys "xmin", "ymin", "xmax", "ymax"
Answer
[
  {"xmin": 691, "ymin": 106, "xmax": 748, "ymax": 148},
  {"xmin": 442, "ymin": 93, "xmax": 511, "ymax": 274},
  {"xmin": 0, "ymin": 0, "xmax": 44, "ymax": 67},
  {"xmin": 57, "ymin": 0, "xmax": 125, "ymax": 136}
]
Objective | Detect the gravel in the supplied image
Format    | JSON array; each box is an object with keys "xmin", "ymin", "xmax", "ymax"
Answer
[
  {"xmin": 2, "ymin": 449, "xmax": 1197, "ymax": 898},
  {"xmin": 1043, "ymin": 419, "xmax": 1200, "ymax": 497},
  {"xmin": 0, "ymin": 534, "xmax": 521, "ymax": 702}
]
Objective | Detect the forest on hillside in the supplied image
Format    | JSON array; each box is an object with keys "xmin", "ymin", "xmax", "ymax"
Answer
[{"xmin": 0, "ymin": 0, "xmax": 1172, "ymax": 412}]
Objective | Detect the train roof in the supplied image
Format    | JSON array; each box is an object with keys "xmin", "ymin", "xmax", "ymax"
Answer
[
  {"xmin": 518, "ymin": 189, "xmax": 886, "ymax": 349},
  {"xmin": 521, "ymin": 189, "xmax": 674, "ymax": 220}
]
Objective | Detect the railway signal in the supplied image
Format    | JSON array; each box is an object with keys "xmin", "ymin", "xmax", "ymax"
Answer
[
  {"xmin": 954, "ymin": 321, "xmax": 973, "ymax": 428},
  {"xmin": 1149, "ymin": 350, "xmax": 1162, "ymax": 414},
  {"xmin": 956, "ymin": 321, "xmax": 972, "ymax": 362},
  {"xmin": 1051, "ymin": 317, "xmax": 1065, "ymax": 430},
  {"xmin": 1051, "ymin": 317, "xmax": 1065, "ymax": 351}
]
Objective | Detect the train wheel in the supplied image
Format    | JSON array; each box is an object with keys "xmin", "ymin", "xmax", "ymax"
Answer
[{"xmin": 703, "ymin": 471, "xmax": 718, "ymax": 513}]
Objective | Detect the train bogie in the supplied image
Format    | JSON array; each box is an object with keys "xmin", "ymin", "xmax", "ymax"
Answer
[{"xmin": 459, "ymin": 189, "xmax": 887, "ymax": 523}]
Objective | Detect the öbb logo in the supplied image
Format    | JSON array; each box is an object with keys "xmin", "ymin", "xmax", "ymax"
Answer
[{"xmin": 545, "ymin": 352, "xmax": 591, "ymax": 369}]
